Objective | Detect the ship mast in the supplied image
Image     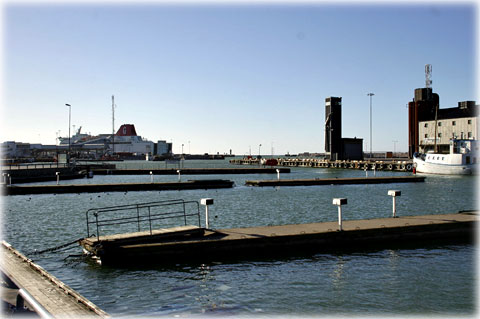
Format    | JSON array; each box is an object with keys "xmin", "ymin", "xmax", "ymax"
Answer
[
  {"xmin": 112, "ymin": 95, "xmax": 115, "ymax": 154},
  {"xmin": 426, "ymin": 64, "xmax": 438, "ymax": 153}
]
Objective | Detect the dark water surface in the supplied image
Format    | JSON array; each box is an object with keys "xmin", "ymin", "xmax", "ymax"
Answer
[{"xmin": 2, "ymin": 159, "xmax": 477, "ymax": 317}]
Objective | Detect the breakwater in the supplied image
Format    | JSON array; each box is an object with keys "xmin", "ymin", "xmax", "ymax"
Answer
[{"xmin": 230, "ymin": 158, "xmax": 413, "ymax": 171}]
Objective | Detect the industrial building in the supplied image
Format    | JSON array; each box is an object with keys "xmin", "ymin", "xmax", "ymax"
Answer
[
  {"xmin": 324, "ymin": 97, "xmax": 363, "ymax": 160},
  {"xmin": 408, "ymin": 89, "xmax": 478, "ymax": 157}
]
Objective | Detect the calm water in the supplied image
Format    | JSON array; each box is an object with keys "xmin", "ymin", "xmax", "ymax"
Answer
[{"xmin": 2, "ymin": 159, "xmax": 478, "ymax": 317}]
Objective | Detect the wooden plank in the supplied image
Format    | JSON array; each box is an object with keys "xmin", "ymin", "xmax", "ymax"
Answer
[{"xmin": 0, "ymin": 241, "xmax": 109, "ymax": 318}]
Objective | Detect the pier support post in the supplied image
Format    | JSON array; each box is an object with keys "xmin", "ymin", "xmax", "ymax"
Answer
[
  {"xmin": 333, "ymin": 198, "xmax": 347, "ymax": 231},
  {"xmin": 200, "ymin": 198, "xmax": 214, "ymax": 229},
  {"xmin": 388, "ymin": 190, "xmax": 401, "ymax": 218},
  {"xmin": 56, "ymin": 172, "xmax": 60, "ymax": 185}
]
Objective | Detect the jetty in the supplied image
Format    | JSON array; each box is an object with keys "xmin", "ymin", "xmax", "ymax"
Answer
[
  {"xmin": 91, "ymin": 167, "xmax": 290, "ymax": 175},
  {"xmin": 245, "ymin": 176, "xmax": 425, "ymax": 187},
  {"xmin": 3, "ymin": 179, "xmax": 234, "ymax": 195},
  {"xmin": 78, "ymin": 198, "xmax": 476, "ymax": 265},
  {"xmin": 230, "ymin": 158, "xmax": 414, "ymax": 172},
  {"xmin": 1, "ymin": 241, "xmax": 109, "ymax": 318}
]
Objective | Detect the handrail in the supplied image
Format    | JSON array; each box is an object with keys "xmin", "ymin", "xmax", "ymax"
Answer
[
  {"xmin": 86, "ymin": 199, "xmax": 201, "ymax": 238},
  {"xmin": 1, "ymin": 163, "xmax": 69, "ymax": 170}
]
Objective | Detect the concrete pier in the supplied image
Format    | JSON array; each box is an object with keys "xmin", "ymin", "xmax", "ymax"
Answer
[
  {"xmin": 1, "ymin": 241, "xmax": 109, "ymax": 318},
  {"xmin": 245, "ymin": 176, "xmax": 425, "ymax": 187},
  {"xmin": 3, "ymin": 179, "xmax": 234, "ymax": 195},
  {"xmin": 92, "ymin": 167, "xmax": 290, "ymax": 175},
  {"xmin": 230, "ymin": 158, "xmax": 414, "ymax": 172},
  {"xmin": 79, "ymin": 211, "xmax": 476, "ymax": 265}
]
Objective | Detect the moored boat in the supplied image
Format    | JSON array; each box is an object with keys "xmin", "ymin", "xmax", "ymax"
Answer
[{"xmin": 413, "ymin": 139, "xmax": 478, "ymax": 175}]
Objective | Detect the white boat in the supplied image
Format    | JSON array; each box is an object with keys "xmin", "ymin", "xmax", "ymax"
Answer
[{"xmin": 413, "ymin": 139, "xmax": 478, "ymax": 175}]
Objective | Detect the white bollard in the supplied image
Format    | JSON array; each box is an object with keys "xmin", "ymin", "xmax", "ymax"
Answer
[
  {"xmin": 364, "ymin": 166, "xmax": 368, "ymax": 178},
  {"xmin": 150, "ymin": 171, "xmax": 153, "ymax": 183},
  {"xmin": 177, "ymin": 170, "xmax": 181, "ymax": 182},
  {"xmin": 200, "ymin": 198, "xmax": 214, "ymax": 229},
  {"xmin": 388, "ymin": 190, "xmax": 401, "ymax": 218},
  {"xmin": 332, "ymin": 198, "xmax": 347, "ymax": 231},
  {"xmin": 276, "ymin": 169, "xmax": 280, "ymax": 180},
  {"xmin": 56, "ymin": 172, "xmax": 60, "ymax": 185},
  {"xmin": 8, "ymin": 174, "xmax": 11, "ymax": 185}
]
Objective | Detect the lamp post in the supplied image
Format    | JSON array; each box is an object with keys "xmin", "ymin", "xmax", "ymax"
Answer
[
  {"xmin": 392, "ymin": 140, "xmax": 398, "ymax": 157},
  {"xmin": 367, "ymin": 93, "xmax": 374, "ymax": 158},
  {"xmin": 65, "ymin": 103, "xmax": 71, "ymax": 164}
]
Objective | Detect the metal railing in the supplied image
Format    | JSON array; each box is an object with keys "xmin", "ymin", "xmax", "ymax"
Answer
[
  {"xmin": 1, "ymin": 163, "xmax": 69, "ymax": 170},
  {"xmin": 85, "ymin": 199, "xmax": 201, "ymax": 238}
]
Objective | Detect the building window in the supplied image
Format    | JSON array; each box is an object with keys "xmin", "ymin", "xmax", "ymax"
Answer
[
  {"xmin": 468, "ymin": 132, "xmax": 472, "ymax": 138},
  {"xmin": 438, "ymin": 133, "xmax": 442, "ymax": 138},
  {"xmin": 438, "ymin": 122, "xmax": 442, "ymax": 126},
  {"xmin": 452, "ymin": 121, "xmax": 456, "ymax": 126},
  {"xmin": 424, "ymin": 123, "xmax": 428, "ymax": 128},
  {"xmin": 468, "ymin": 119, "xmax": 472, "ymax": 124},
  {"xmin": 425, "ymin": 134, "xmax": 428, "ymax": 138}
]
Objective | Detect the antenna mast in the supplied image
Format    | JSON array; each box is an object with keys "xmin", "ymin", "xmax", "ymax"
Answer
[{"xmin": 425, "ymin": 64, "xmax": 432, "ymax": 88}]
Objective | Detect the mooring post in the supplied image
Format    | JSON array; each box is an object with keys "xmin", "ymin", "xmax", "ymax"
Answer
[
  {"xmin": 56, "ymin": 172, "xmax": 60, "ymax": 185},
  {"xmin": 200, "ymin": 198, "xmax": 214, "ymax": 229},
  {"xmin": 177, "ymin": 170, "xmax": 181, "ymax": 182},
  {"xmin": 150, "ymin": 171, "xmax": 153, "ymax": 183},
  {"xmin": 364, "ymin": 166, "xmax": 368, "ymax": 178},
  {"xmin": 8, "ymin": 174, "xmax": 11, "ymax": 185},
  {"xmin": 333, "ymin": 198, "xmax": 347, "ymax": 231},
  {"xmin": 388, "ymin": 190, "xmax": 401, "ymax": 218},
  {"xmin": 276, "ymin": 169, "xmax": 280, "ymax": 180}
]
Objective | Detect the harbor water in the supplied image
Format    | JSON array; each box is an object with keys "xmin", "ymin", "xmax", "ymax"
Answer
[{"xmin": 2, "ymin": 159, "xmax": 477, "ymax": 317}]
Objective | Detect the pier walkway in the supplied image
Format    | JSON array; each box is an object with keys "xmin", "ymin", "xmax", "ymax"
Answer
[
  {"xmin": 80, "ymin": 211, "xmax": 476, "ymax": 265},
  {"xmin": 92, "ymin": 167, "xmax": 290, "ymax": 175},
  {"xmin": 230, "ymin": 158, "xmax": 414, "ymax": 172},
  {"xmin": 3, "ymin": 179, "xmax": 234, "ymax": 195},
  {"xmin": 245, "ymin": 176, "xmax": 425, "ymax": 187},
  {"xmin": 1, "ymin": 241, "xmax": 109, "ymax": 318}
]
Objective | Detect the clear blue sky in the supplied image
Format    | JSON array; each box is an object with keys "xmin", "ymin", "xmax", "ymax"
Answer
[{"xmin": 2, "ymin": 2, "xmax": 477, "ymax": 155}]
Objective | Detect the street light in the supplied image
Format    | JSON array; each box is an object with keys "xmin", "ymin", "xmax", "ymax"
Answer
[
  {"xmin": 367, "ymin": 93, "xmax": 374, "ymax": 158},
  {"xmin": 392, "ymin": 140, "xmax": 398, "ymax": 156},
  {"xmin": 258, "ymin": 144, "xmax": 262, "ymax": 157},
  {"xmin": 65, "ymin": 103, "xmax": 71, "ymax": 164}
]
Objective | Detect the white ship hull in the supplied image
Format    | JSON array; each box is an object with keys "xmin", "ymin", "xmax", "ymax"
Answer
[
  {"xmin": 413, "ymin": 139, "xmax": 477, "ymax": 175},
  {"xmin": 413, "ymin": 156, "xmax": 473, "ymax": 175}
]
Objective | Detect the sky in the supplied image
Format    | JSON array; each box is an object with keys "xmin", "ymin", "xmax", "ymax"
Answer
[{"xmin": 1, "ymin": 1, "xmax": 477, "ymax": 155}]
